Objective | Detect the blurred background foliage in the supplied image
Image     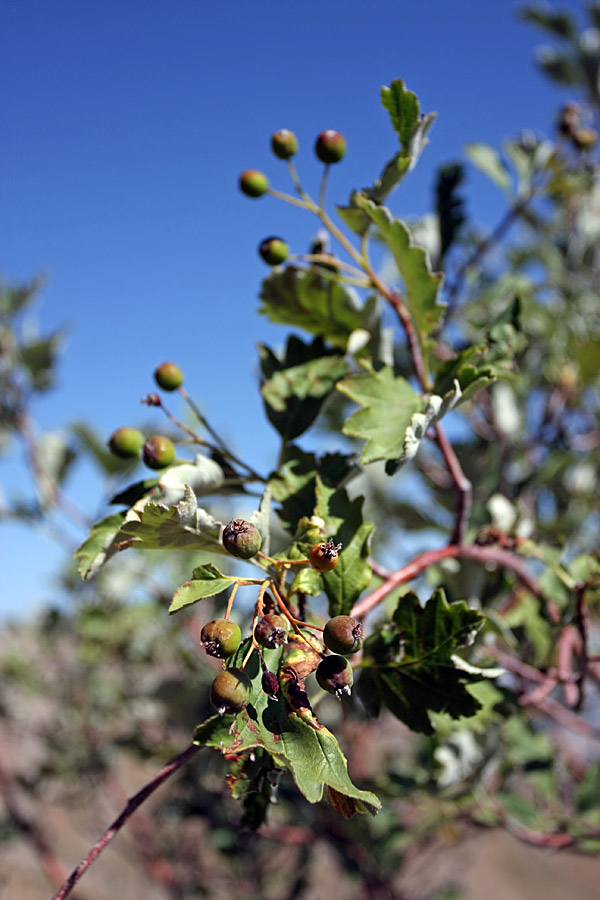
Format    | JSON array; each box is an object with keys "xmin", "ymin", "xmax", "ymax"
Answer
[{"xmin": 2, "ymin": 5, "xmax": 600, "ymax": 899}]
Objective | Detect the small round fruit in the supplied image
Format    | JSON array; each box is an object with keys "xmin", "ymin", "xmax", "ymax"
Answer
[
  {"xmin": 142, "ymin": 435, "xmax": 176, "ymax": 470},
  {"xmin": 108, "ymin": 426, "xmax": 144, "ymax": 459},
  {"xmin": 271, "ymin": 128, "xmax": 298, "ymax": 159},
  {"xmin": 314, "ymin": 130, "xmax": 346, "ymax": 164},
  {"xmin": 209, "ymin": 667, "xmax": 252, "ymax": 715},
  {"xmin": 259, "ymin": 236, "xmax": 289, "ymax": 266},
  {"xmin": 201, "ymin": 619, "xmax": 242, "ymax": 658},
  {"xmin": 323, "ymin": 616, "xmax": 363, "ymax": 655},
  {"xmin": 316, "ymin": 655, "xmax": 354, "ymax": 699},
  {"xmin": 222, "ymin": 519, "xmax": 262, "ymax": 559},
  {"xmin": 261, "ymin": 670, "xmax": 279, "ymax": 698},
  {"xmin": 309, "ymin": 539, "xmax": 342, "ymax": 572},
  {"xmin": 239, "ymin": 169, "xmax": 269, "ymax": 197},
  {"xmin": 255, "ymin": 613, "xmax": 289, "ymax": 649},
  {"xmin": 154, "ymin": 361, "xmax": 184, "ymax": 391}
]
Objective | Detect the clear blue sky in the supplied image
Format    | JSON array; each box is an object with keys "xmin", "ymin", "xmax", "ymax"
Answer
[{"xmin": 1, "ymin": 0, "xmax": 587, "ymax": 617}]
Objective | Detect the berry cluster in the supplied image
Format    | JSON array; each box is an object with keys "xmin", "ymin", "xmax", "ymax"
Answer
[{"xmin": 239, "ymin": 126, "xmax": 347, "ymax": 269}]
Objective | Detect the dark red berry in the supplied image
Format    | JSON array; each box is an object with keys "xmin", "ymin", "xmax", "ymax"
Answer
[
  {"xmin": 314, "ymin": 130, "xmax": 346, "ymax": 164},
  {"xmin": 309, "ymin": 539, "xmax": 342, "ymax": 572},
  {"xmin": 154, "ymin": 361, "xmax": 184, "ymax": 391},
  {"xmin": 108, "ymin": 427, "xmax": 144, "ymax": 459},
  {"xmin": 255, "ymin": 614, "xmax": 289, "ymax": 649},
  {"xmin": 259, "ymin": 236, "xmax": 289, "ymax": 266},
  {"xmin": 201, "ymin": 619, "xmax": 242, "ymax": 658},
  {"xmin": 222, "ymin": 519, "xmax": 262, "ymax": 559},
  {"xmin": 316, "ymin": 655, "xmax": 354, "ymax": 699},
  {"xmin": 271, "ymin": 128, "xmax": 298, "ymax": 159},
  {"xmin": 210, "ymin": 668, "xmax": 252, "ymax": 715},
  {"xmin": 239, "ymin": 169, "xmax": 269, "ymax": 197},
  {"xmin": 323, "ymin": 616, "xmax": 363, "ymax": 655},
  {"xmin": 261, "ymin": 670, "xmax": 280, "ymax": 698},
  {"xmin": 142, "ymin": 435, "xmax": 176, "ymax": 470}
]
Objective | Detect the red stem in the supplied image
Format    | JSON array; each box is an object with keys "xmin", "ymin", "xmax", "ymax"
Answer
[
  {"xmin": 351, "ymin": 543, "xmax": 543, "ymax": 619},
  {"xmin": 50, "ymin": 743, "xmax": 200, "ymax": 900}
]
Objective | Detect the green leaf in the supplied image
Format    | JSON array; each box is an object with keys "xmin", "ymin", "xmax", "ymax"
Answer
[
  {"xmin": 289, "ymin": 565, "xmax": 323, "ymax": 598},
  {"xmin": 574, "ymin": 762, "xmax": 600, "ymax": 813},
  {"xmin": 259, "ymin": 267, "xmax": 367, "ymax": 349},
  {"xmin": 117, "ymin": 484, "xmax": 224, "ymax": 553},
  {"xmin": 314, "ymin": 477, "xmax": 373, "ymax": 616},
  {"xmin": 109, "ymin": 479, "xmax": 159, "ymax": 507},
  {"xmin": 520, "ymin": 5, "xmax": 575, "ymax": 39},
  {"xmin": 75, "ymin": 512, "xmax": 127, "ymax": 580},
  {"xmin": 169, "ymin": 563, "xmax": 236, "ymax": 614},
  {"xmin": 19, "ymin": 331, "xmax": 62, "ymax": 391},
  {"xmin": 194, "ymin": 644, "xmax": 380, "ymax": 815},
  {"xmin": 358, "ymin": 589, "xmax": 486, "ymax": 734},
  {"xmin": 465, "ymin": 143, "xmax": 512, "ymax": 192},
  {"xmin": 259, "ymin": 337, "xmax": 348, "ymax": 441},
  {"xmin": 381, "ymin": 79, "xmax": 420, "ymax": 153},
  {"xmin": 433, "ymin": 346, "xmax": 498, "ymax": 404},
  {"xmin": 269, "ymin": 446, "xmax": 356, "ymax": 532},
  {"xmin": 337, "ymin": 361, "xmax": 420, "ymax": 464},
  {"xmin": 157, "ymin": 454, "xmax": 225, "ymax": 505},
  {"xmin": 354, "ymin": 195, "xmax": 444, "ymax": 368}
]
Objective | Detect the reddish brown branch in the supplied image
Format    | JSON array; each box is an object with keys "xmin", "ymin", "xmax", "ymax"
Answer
[
  {"xmin": 50, "ymin": 743, "xmax": 200, "ymax": 900},
  {"xmin": 352, "ymin": 543, "xmax": 543, "ymax": 619},
  {"xmin": 433, "ymin": 422, "xmax": 472, "ymax": 543}
]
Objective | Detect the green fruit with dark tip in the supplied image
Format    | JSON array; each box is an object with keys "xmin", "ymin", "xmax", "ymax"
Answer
[
  {"xmin": 142, "ymin": 435, "xmax": 176, "ymax": 470},
  {"xmin": 316, "ymin": 655, "xmax": 354, "ymax": 699},
  {"xmin": 255, "ymin": 613, "xmax": 289, "ymax": 649},
  {"xmin": 154, "ymin": 361, "xmax": 184, "ymax": 391},
  {"xmin": 222, "ymin": 519, "xmax": 262, "ymax": 559},
  {"xmin": 271, "ymin": 128, "xmax": 298, "ymax": 159},
  {"xmin": 108, "ymin": 427, "xmax": 145, "ymax": 459},
  {"xmin": 201, "ymin": 619, "xmax": 242, "ymax": 658},
  {"xmin": 258, "ymin": 236, "xmax": 289, "ymax": 266},
  {"xmin": 323, "ymin": 616, "xmax": 363, "ymax": 655},
  {"xmin": 239, "ymin": 169, "xmax": 269, "ymax": 197},
  {"xmin": 210, "ymin": 667, "xmax": 252, "ymax": 715},
  {"xmin": 314, "ymin": 129, "xmax": 346, "ymax": 164}
]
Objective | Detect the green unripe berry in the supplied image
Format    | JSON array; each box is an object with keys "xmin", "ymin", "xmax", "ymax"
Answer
[
  {"xmin": 108, "ymin": 427, "xmax": 145, "ymax": 459},
  {"xmin": 316, "ymin": 655, "xmax": 354, "ymax": 699},
  {"xmin": 142, "ymin": 435, "xmax": 176, "ymax": 470},
  {"xmin": 222, "ymin": 519, "xmax": 262, "ymax": 559},
  {"xmin": 271, "ymin": 128, "xmax": 298, "ymax": 159},
  {"xmin": 239, "ymin": 169, "xmax": 269, "ymax": 197},
  {"xmin": 323, "ymin": 616, "xmax": 363, "ymax": 655},
  {"xmin": 210, "ymin": 667, "xmax": 252, "ymax": 715},
  {"xmin": 201, "ymin": 619, "xmax": 242, "ymax": 658},
  {"xmin": 154, "ymin": 361, "xmax": 184, "ymax": 391},
  {"xmin": 255, "ymin": 613, "xmax": 289, "ymax": 649},
  {"xmin": 314, "ymin": 129, "xmax": 346, "ymax": 164},
  {"xmin": 258, "ymin": 236, "xmax": 289, "ymax": 266}
]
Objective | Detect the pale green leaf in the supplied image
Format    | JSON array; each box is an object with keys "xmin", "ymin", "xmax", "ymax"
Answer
[{"xmin": 465, "ymin": 142, "xmax": 512, "ymax": 192}]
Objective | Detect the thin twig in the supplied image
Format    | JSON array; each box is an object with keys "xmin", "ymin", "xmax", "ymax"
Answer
[
  {"xmin": 50, "ymin": 743, "xmax": 200, "ymax": 900},
  {"xmin": 351, "ymin": 543, "xmax": 543, "ymax": 619},
  {"xmin": 433, "ymin": 422, "xmax": 472, "ymax": 544}
]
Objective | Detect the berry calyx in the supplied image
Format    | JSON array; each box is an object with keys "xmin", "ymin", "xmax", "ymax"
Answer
[
  {"xmin": 239, "ymin": 169, "xmax": 269, "ymax": 197},
  {"xmin": 323, "ymin": 616, "xmax": 363, "ymax": 655},
  {"xmin": 316, "ymin": 655, "xmax": 354, "ymax": 699},
  {"xmin": 271, "ymin": 128, "xmax": 298, "ymax": 160},
  {"xmin": 201, "ymin": 619, "xmax": 242, "ymax": 658},
  {"xmin": 142, "ymin": 435, "xmax": 176, "ymax": 470},
  {"xmin": 309, "ymin": 539, "xmax": 342, "ymax": 572},
  {"xmin": 314, "ymin": 130, "xmax": 346, "ymax": 164},
  {"xmin": 222, "ymin": 519, "xmax": 262, "ymax": 559},
  {"xmin": 209, "ymin": 668, "xmax": 252, "ymax": 715},
  {"xmin": 258, "ymin": 236, "xmax": 289, "ymax": 266},
  {"xmin": 108, "ymin": 426, "xmax": 145, "ymax": 459},
  {"xmin": 154, "ymin": 361, "xmax": 184, "ymax": 391},
  {"xmin": 255, "ymin": 613, "xmax": 289, "ymax": 649}
]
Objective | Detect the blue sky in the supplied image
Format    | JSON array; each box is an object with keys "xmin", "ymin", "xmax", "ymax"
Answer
[{"xmin": 1, "ymin": 0, "xmax": 588, "ymax": 617}]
